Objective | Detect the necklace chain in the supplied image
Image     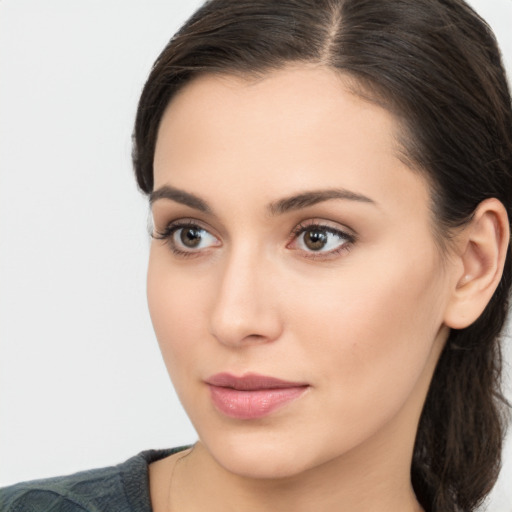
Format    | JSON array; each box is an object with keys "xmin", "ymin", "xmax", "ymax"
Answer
[{"xmin": 166, "ymin": 445, "xmax": 196, "ymax": 512}]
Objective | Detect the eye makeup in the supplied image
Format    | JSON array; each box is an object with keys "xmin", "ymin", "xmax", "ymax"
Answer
[
  {"xmin": 287, "ymin": 220, "xmax": 356, "ymax": 260},
  {"xmin": 153, "ymin": 216, "xmax": 357, "ymax": 262}
]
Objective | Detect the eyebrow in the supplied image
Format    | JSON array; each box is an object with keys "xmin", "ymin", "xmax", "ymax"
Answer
[
  {"xmin": 149, "ymin": 185, "xmax": 377, "ymax": 215},
  {"xmin": 268, "ymin": 188, "xmax": 377, "ymax": 215},
  {"xmin": 150, "ymin": 185, "xmax": 211, "ymax": 213}
]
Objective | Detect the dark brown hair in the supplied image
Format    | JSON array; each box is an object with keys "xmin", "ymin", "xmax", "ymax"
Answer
[{"xmin": 132, "ymin": 1, "xmax": 512, "ymax": 510}]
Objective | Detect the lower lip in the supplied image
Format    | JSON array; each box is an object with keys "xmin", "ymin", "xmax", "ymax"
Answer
[{"xmin": 208, "ymin": 385, "xmax": 308, "ymax": 420}]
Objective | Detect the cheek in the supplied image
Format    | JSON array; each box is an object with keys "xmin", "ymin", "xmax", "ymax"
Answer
[
  {"xmin": 147, "ymin": 247, "xmax": 209, "ymax": 378},
  {"xmin": 286, "ymin": 245, "xmax": 447, "ymax": 405}
]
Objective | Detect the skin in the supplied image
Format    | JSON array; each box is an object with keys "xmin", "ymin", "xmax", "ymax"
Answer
[{"xmin": 146, "ymin": 65, "xmax": 480, "ymax": 512}]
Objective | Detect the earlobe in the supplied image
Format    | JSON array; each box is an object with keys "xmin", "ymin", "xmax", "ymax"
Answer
[{"xmin": 444, "ymin": 198, "xmax": 510, "ymax": 330}]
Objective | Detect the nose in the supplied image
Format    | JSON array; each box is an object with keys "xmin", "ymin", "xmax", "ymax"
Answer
[{"xmin": 208, "ymin": 247, "xmax": 283, "ymax": 347}]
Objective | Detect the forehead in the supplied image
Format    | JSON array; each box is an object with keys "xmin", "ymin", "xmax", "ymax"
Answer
[
  {"xmin": 153, "ymin": 65, "xmax": 430, "ymax": 220},
  {"xmin": 155, "ymin": 65, "xmax": 399, "ymax": 171},
  {"xmin": 156, "ymin": 65, "xmax": 398, "ymax": 139}
]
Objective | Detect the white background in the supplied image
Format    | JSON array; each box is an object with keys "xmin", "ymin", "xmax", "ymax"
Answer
[{"xmin": 0, "ymin": 1, "xmax": 511, "ymax": 510}]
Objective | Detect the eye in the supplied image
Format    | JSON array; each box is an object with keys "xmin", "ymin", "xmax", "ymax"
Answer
[
  {"xmin": 289, "ymin": 222, "xmax": 355, "ymax": 257},
  {"xmin": 153, "ymin": 220, "xmax": 220, "ymax": 256}
]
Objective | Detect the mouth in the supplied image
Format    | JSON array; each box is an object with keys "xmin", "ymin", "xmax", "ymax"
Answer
[{"xmin": 205, "ymin": 373, "xmax": 309, "ymax": 420}]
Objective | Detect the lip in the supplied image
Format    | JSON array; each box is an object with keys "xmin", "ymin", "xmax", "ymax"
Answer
[{"xmin": 205, "ymin": 373, "xmax": 309, "ymax": 420}]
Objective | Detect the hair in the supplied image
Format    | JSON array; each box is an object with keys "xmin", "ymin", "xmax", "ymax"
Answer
[{"xmin": 132, "ymin": 1, "xmax": 512, "ymax": 510}]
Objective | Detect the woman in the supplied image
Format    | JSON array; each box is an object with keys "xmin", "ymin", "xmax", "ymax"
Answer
[{"xmin": 2, "ymin": 0, "xmax": 511, "ymax": 511}]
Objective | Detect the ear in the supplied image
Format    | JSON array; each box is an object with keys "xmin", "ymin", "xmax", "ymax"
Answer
[{"xmin": 443, "ymin": 198, "xmax": 510, "ymax": 329}]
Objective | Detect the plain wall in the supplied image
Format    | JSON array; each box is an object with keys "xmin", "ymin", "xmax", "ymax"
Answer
[{"xmin": 0, "ymin": 1, "xmax": 511, "ymax": 510}]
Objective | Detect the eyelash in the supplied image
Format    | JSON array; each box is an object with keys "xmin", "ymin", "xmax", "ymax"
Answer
[
  {"xmin": 152, "ymin": 219, "xmax": 356, "ymax": 260},
  {"xmin": 289, "ymin": 221, "xmax": 356, "ymax": 260},
  {"xmin": 152, "ymin": 219, "xmax": 215, "ymax": 259}
]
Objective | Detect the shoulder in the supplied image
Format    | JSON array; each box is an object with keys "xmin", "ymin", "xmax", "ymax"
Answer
[
  {"xmin": 0, "ymin": 448, "xmax": 183, "ymax": 512},
  {"xmin": 0, "ymin": 463, "xmax": 123, "ymax": 512}
]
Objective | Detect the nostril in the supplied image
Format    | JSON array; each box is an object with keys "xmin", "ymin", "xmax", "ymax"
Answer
[{"xmin": 209, "ymin": 310, "xmax": 283, "ymax": 347}]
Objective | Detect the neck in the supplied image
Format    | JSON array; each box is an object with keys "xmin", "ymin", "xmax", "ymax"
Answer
[{"xmin": 171, "ymin": 436, "xmax": 423, "ymax": 512}]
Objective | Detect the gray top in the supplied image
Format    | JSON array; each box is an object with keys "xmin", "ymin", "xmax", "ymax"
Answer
[{"xmin": 0, "ymin": 447, "xmax": 187, "ymax": 511}]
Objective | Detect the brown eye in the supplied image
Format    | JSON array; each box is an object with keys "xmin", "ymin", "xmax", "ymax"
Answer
[
  {"xmin": 153, "ymin": 220, "xmax": 221, "ymax": 255},
  {"xmin": 291, "ymin": 223, "xmax": 353, "ymax": 255},
  {"xmin": 167, "ymin": 224, "xmax": 220, "ymax": 253},
  {"xmin": 179, "ymin": 227, "xmax": 203, "ymax": 248},
  {"xmin": 303, "ymin": 229, "xmax": 329, "ymax": 251}
]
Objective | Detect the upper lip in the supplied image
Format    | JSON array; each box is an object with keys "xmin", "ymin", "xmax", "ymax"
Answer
[{"xmin": 205, "ymin": 372, "xmax": 308, "ymax": 391}]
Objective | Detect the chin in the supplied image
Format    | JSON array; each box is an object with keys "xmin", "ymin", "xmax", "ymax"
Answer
[
  {"xmin": 198, "ymin": 428, "xmax": 329, "ymax": 480},
  {"xmin": 215, "ymin": 446, "xmax": 310, "ymax": 480}
]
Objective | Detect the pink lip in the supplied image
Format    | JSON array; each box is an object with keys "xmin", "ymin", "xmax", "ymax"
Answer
[{"xmin": 205, "ymin": 373, "xmax": 309, "ymax": 420}]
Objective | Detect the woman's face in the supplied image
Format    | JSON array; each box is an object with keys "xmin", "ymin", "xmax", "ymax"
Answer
[{"xmin": 148, "ymin": 66, "xmax": 455, "ymax": 479}]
